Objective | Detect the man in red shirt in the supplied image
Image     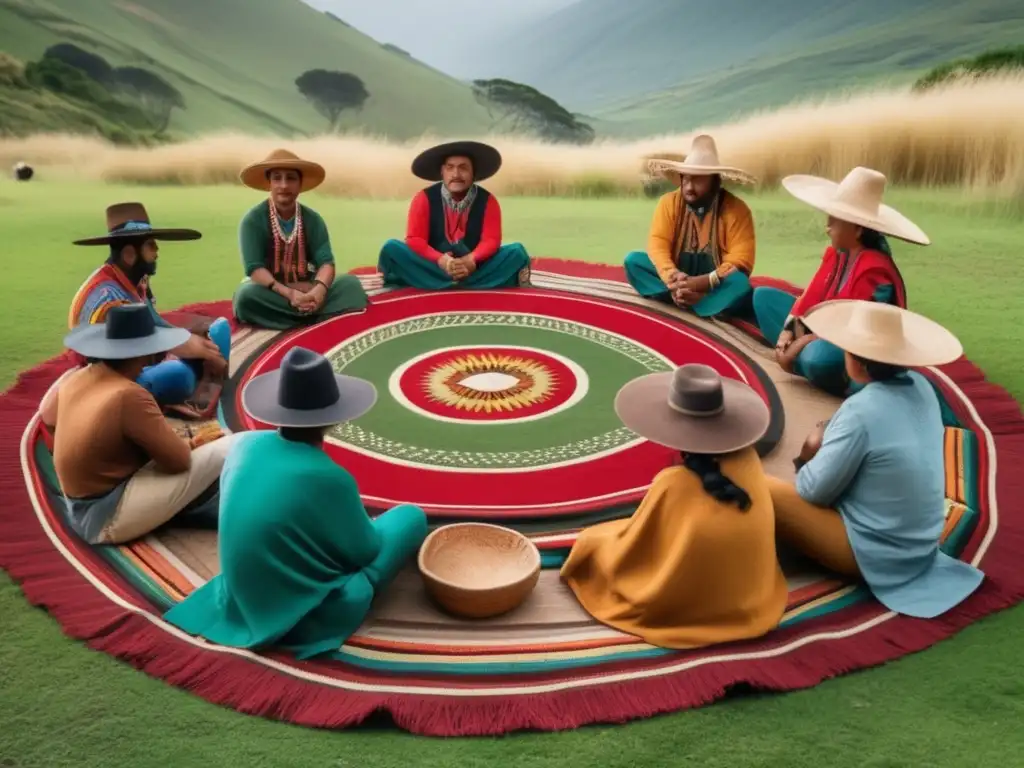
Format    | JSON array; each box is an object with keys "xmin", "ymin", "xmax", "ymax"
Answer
[{"xmin": 377, "ymin": 141, "xmax": 531, "ymax": 289}]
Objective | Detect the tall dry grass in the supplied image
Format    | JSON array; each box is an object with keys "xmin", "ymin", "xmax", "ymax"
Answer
[{"xmin": 2, "ymin": 75, "xmax": 1023, "ymax": 198}]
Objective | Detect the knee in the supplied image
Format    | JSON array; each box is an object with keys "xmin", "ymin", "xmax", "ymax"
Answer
[
  {"xmin": 504, "ymin": 242, "xmax": 530, "ymax": 264},
  {"xmin": 207, "ymin": 317, "xmax": 231, "ymax": 359},
  {"xmin": 379, "ymin": 239, "xmax": 408, "ymax": 257},
  {"xmin": 799, "ymin": 342, "xmax": 846, "ymax": 386},
  {"xmin": 232, "ymin": 280, "xmax": 260, "ymax": 311},
  {"xmin": 388, "ymin": 503, "xmax": 429, "ymax": 540},
  {"xmin": 139, "ymin": 359, "xmax": 196, "ymax": 403},
  {"xmin": 623, "ymin": 250, "xmax": 648, "ymax": 270},
  {"xmin": 751, "ymin": 286, "xmax": 781, "ymax": 314},
  {"xmin": 722, "ymin": 270, "xmax": 751, "ymax": 290}
]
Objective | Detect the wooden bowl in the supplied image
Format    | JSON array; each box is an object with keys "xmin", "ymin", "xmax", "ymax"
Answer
[{"xmin": 417, "ymin": 523, "xmax": 541, "ymax": 619}]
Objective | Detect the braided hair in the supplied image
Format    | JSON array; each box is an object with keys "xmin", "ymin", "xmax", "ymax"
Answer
[{"xmin": 681, "ymin": 452, "xmax": 752, "ymax": 511}]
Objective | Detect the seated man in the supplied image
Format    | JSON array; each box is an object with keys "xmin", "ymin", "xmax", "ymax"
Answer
[
  {"xmin": 625, "ymin": 134, "xmax": 756, "ymax": 319},
  {"xmin": 163, "ymin": 346, "xmax": 428, "ymax": 659},
  {"xmin": 232, "ymin": 149, "xmax": 368, "ymax": 330},
  {"xmin": 52, "ymin": 304, "xmax": 237, "ymax": 545},
  {"xmin": 377, "ymin": 140, "xmax": 531, "ymax": 289},
  {"xmin": 65, "ymin": 202, "xmax": 231, "ymax": 415},
  {"xmin": 767, "ymin": 300, "xmax": 983, "ymax": 618}
]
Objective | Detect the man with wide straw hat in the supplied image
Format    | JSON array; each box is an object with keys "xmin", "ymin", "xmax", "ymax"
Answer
[
  {"xmin": 50, "ymin": 303, "xmax": 237, "ymax": 545},
  {"xmin": 163, "ymin": 346, "xmax": 428, "ymax": 658},
  {"xmin": 766, "ymin": 299, "xmax": 983, "ymax": 618},
  {"xmin": 232, "ymin": 148, "xmax": 368, "ymax": 330},
  {"xmin": 377, "ymin": 140, "xmax": 532, "ymax": 290},
  {"xmin": 64, "ymin": 202, "xmax": 232, "ymax": 417},
  {"xmin": 561, "ymin": 363, "xmax": 788, "ymax": 649},
  {"xmin": 624, "ymin": 134, "xmax": 758, "ymax": 319},
  {"xmin": 751, "ymin": 166, "xmax": 918, "ymax": 396}
]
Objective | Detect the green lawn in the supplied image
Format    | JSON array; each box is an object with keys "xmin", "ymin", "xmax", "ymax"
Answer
[{"xmin": 1, "ymin": 180, "xmax": 1023, "ymax": 767}]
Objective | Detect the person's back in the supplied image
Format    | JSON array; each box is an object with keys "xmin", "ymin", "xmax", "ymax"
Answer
[
  {"xmin": 54, "ymin": 364, "xmax": 190, "ymax": 499},
  {"xmin": 836, "ymin": 372, "xmax": 946, "ymax": 552},
  {"xmin": 800, "ymin": 371, "xmax": 983, "ymax": 615}
]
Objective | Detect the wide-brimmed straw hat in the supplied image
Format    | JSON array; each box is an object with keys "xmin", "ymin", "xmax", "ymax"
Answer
[
  {"xmin": 240, "ymin": 148, "xmax": 326, "ymax": 192},
  {"xmin": 782, "ymin": 166, "xmax": 930, "ymax": 245},
  {"xmin": 64, "ymin": 303, "xmax": 190, "ymax": 359},
  {"xmin": 614, "ymin": 364, "xmax": 770, "ymax": 455},
  {"xmin": 801, "ymin": 299, "xmax": 963, "ymax": 367},
  {"xmin": 72, "ymin": 202, "xmax": 201, "ymax": 246},
  {"xmin": 411, "ymin": 140, "xmax": 502, "ymax": 182},
  {"xmin": 242, "ymin": 346, "xmax": 377, "ymax": 428},
  {"xmin": 647, "ymin": 134, "xmax": 756, "ymax": 185}
]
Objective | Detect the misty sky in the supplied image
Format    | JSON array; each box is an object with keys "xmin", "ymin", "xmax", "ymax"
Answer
[{"xmin": 304, "ymin": 0, "xmax": 578, "ymax": 77}]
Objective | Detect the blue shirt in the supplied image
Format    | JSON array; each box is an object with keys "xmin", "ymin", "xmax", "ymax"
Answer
[{"xmin": 796, "ymin": 372, "xmax": 984, "ymax": 618}]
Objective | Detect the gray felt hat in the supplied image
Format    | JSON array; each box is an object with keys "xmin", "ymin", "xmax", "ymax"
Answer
[
  {"xmin": 63, "ymin": 303, "xmax": 190, "ymax": 360},
  {"xmin": 614, "ymin": 363, "xmax": 769, "ymax": 454},
  {"xmin": 242, "ymin": 346, "xmax": 377, "ymax": 428}
]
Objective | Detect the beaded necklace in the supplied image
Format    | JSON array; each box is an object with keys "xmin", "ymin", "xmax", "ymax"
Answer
[
  {"xmin": 268, "ymin": 198, "xmax": 306, "ymax": 283},
  {"xmin": 440, "ymin": 183, "xmax": 477, "ymax": 243}
]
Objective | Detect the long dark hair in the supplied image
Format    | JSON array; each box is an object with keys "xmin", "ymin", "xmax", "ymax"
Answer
[
  {"xmin": 850, "ymin": 354, "xmax": 912, "ymax": 386},
  {"xmin": 681, "ymin": 452, "xmax": 752, "ymax": 511},
  {"xmin": 858, "ymin": 227, "xmax": 892, "ymax": 257}
]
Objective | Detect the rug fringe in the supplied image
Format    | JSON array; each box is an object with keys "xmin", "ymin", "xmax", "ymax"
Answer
[{"xmin": 2, "ymin": 288, "xmax": 1024, "ymax": 736}]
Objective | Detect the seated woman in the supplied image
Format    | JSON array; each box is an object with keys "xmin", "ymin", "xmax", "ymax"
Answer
[
  {"xmin": 767, "ymin": 299, "xmax": 984, "ymax": 618},
  {"xmin": 163, "ymin": 346, "xmax": 428, "ymax": 659},
  {"xmin": 560, "ymin": 363, "xmax": 788, "ymax": 649},
  {"xmin": 752, "ymin": 167, "xmax": 922, "ymax": 396}
]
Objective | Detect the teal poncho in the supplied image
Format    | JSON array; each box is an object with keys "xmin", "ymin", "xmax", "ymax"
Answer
[{"xmin": 163, "ymin": 431, "xmax": 427, "ymax": 659}]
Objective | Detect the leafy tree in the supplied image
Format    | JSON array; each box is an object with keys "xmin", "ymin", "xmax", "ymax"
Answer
[
  {"xmin": 472, "ymin": 78, "xmax": 595, "ymax": 145},
  {"xmin": 111, "ymin": 66, "xmax": 185, "ymax": 134},
  {"xmin": 24, "ymin": 57, "xmax": 110, "ymax": 104},
  {"xmin": 42, "ymin": 43, "xmax": 113, "ymax": 84},
  {"xmin": 295, "ymin": 69, "xmax": 369, "ymax": 131}
]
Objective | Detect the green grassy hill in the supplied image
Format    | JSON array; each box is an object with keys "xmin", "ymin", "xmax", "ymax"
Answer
[
  {"xmin": 0, "ymin": 0, "xmax": 494, "ymax": 139},
  {"xmin": 478, "ymin": 0, "xmax": 1024, "ymax": 135}
]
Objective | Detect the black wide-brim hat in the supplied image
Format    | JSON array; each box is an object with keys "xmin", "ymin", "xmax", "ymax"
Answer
[
  {"xmin": 73, "ymin": 202, "xmax": 202, "ymax": 246},
  {"xmin": 64, "ymin": 303, "xmax": 191, "ymax": 359},
  {"xmin": 411, "ymin": 141, "xmax": 502, "ymax": 182},
  {"xmin": 242, "ymin": 346, "xmax": 378, "ymax": 428}
]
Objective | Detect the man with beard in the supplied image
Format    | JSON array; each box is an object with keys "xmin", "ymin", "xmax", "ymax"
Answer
[
  {"xmin": 62, "ymin": 202, "xmax": 231, "ymax": 414},
  {"xmin": 624, "ymin": 135, "xmax": 758, "ymax": 319},
  {"xmin": 231, "ymin": 149, "xmax": 368, "ymax": 329},
  {"xmin": 377, "ymin": 141, "xmax": 531, "ymax": 289}
]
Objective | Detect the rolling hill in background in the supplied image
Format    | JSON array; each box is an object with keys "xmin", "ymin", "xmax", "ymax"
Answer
[
  {"xmin": 474, "ymin": 0, "xmax": 1024, "ymax": 136},
  {"xmin": 0, "ymin": 0, "xmax": 494, "ymax": 139}
]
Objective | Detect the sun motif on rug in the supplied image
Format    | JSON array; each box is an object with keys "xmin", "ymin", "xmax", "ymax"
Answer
[{"xmin": 422, "ymin": 352, "xmax": 557, "ymax": 413}]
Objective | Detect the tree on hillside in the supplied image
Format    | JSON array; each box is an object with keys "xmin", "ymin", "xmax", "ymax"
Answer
[
  {"xmin": 43, "ymin": 43, "xmax": 113, "ymax": 85},
  {"xmin": 295, "ymin": 69, "xmax": 369, "ymax": 131},
  {"xmin": 472, "ymin": 78, "xmax": 594, "ymax": 145},
  {"xmin": 111, "ymin": 66, "xmax": 185, "ymax": 134}
]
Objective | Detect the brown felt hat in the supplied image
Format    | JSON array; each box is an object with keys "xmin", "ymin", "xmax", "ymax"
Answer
[
  {"xmin": 801, "ymin": 299, "xmax": 963, "ymax": 367},
  {"xmin": 72, "ymin": 202, "xmax": 201, "ymax": 246},
  {"xmin": 614, "ymin": 364, "xmax": 770, "ymax": 455},
  {"xmin": 240, "ymin": 148, "xmax": 326, "ymax": 192}
]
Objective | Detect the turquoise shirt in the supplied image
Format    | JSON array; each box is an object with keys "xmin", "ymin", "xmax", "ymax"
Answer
[
  {"xmin": 163, "ymin": 431, "xmax": 384, "ymax": 657},
  {"xmin": 796, "ymin": 372, "xmax": 984, "ymax": 617}
]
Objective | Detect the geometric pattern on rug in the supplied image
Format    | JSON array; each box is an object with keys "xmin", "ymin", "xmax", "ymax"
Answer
[{"xmin": 2, "ymin": 257, "xmax": 1022, "ymax": 737}]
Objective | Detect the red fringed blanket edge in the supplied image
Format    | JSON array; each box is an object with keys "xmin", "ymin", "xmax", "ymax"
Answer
[{"xmin": 2, "ymin": 277, "xmax": 1024, "ymax": 738}]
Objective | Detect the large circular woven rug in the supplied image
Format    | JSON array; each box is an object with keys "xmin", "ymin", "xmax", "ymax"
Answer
[
  {"xmin": 2, "ymin": 259, "xmax": 1022, "ymax": 737},
  {"xmin": 224, "ymin": 289, "xmax": 783, "ymax": 525}
]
